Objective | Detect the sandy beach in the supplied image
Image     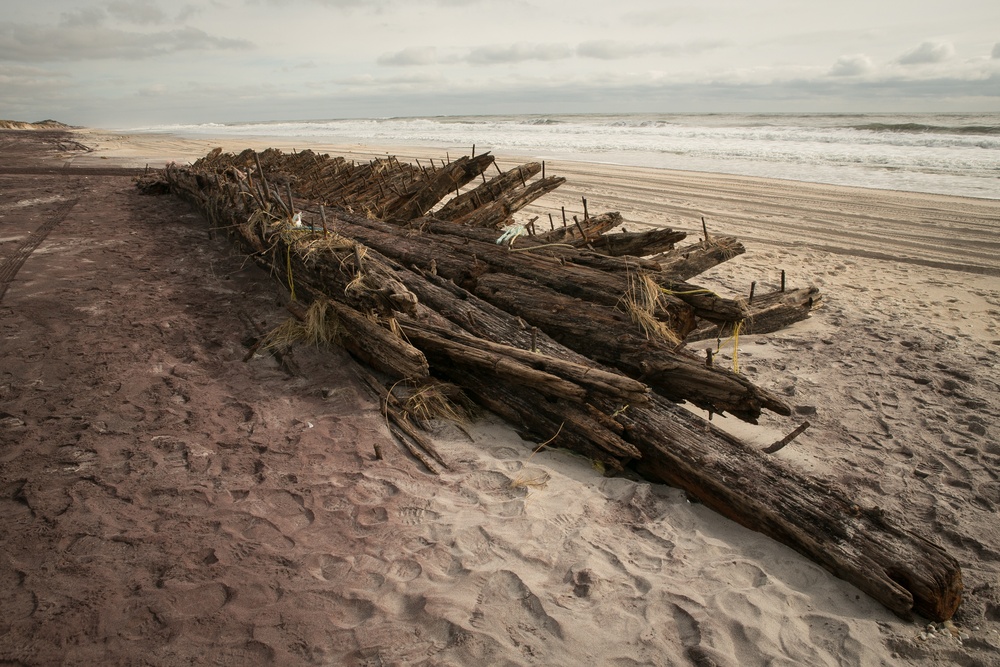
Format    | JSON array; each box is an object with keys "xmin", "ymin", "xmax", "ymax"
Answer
[{"xmin": 2, "ymin": 127, "xmax": 999, "ymax": 665}]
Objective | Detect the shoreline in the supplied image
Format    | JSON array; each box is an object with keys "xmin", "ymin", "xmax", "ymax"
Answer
[
  {"xmin": 70, "ymin": 127, "xmax": 1000, "ymax": 203},
  {"xmin": 3, "ymin": 127, "xmax": 999, "ymax": 664}
]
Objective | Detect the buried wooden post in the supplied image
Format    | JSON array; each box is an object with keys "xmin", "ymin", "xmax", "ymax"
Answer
[
  {"xmin": 706, "ymin": 348, "xmax": 714, "ymax": 367},
  {"xmin": 548, "ymin": 213, "xmax": 555, "ymax": 230},
  {"xmin": 583, "ymin": 196, "xmax": 589, "ymax": 221},
  {"xmin": 320, "ymin": 204, "xmax": 329, "ymax": 238},
  {"xmin": 749, "ymin": 281, "xmax": 757, "ymax": 304},
  {"xmin": 573, "ymin": 215, "xmax": 588, "ymax": 242},
  {"xmin": 763, "ymin": 421, "xmax": 811, "ymax": 454},
  {"xmin": 781, "ymin": 269, "xmax": 786, "ymax": 292},
  {"xmin": 542, "ymin": 161, "xmax": 546, "ymax": 179},
  {"xmin": 561, "ymin": 206, "xmax": 567, "ymax": 227},
  {"xmin": 286, "ymin": 183, "xmax": 295, "ymax": 216},
  {"xmin": 702, "ymin": 216, "xmax": 709, "ymax": 242}
]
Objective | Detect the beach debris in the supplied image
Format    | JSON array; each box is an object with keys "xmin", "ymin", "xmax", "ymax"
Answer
[{"xmin": 149, "ymin": 146, "xmax": 962, "ymax": 623}]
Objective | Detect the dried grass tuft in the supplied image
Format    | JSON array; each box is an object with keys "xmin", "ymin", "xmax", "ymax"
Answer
[
  {"xmin": 259, "ymin": 317, "xmax": 305, "ymax": 353},
  {"xmin": 301, "ymin": 300, "xmax": 342, "ymax": 346},
  {"xmin": 705, "ymin": 235, "xmax": 744, "ymax": 261},
  {"xmin": 620, "ymin": 271, "xmax": 681, "ymax": 346},
  {"xmin": 394, "ymin": 380, "xmax": 472, "ymax": 426},
  {"xmin": 259, "ymin": 300, "xmax": 341, "ymax": 353}
]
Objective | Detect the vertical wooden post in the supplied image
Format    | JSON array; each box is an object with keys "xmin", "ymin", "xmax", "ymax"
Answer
[
  {"xmin": 471, "ymin": 144, "xmax": 475, "ymax": 158},
  {"xmin": 582, "ymin": 197, "xmax": 589, "ymax": 221},
  {"xmin": 702, "ymin": 216, "xmax": 709, "ymax": 242},
  {"xmin": 706, "ymin": 349, "xmax": 714, "ymax": 366},
  {"xmin": 286, "ymin": 183, "xmax": 295, "ymax": 216},
  {"xmin": 548, "ymin": 213, "xmax": 555, "ymax": 230},
  {"xmin": 542, "ymin": 161, "xmax": 545, "ymax": 179},
  {"xmin": 781, "ymin": 270, "xmax": 786, "ymax": 292},
  {"xmin": 253, "ymin": 152, "xmax": 269, "ymax": 201},
  {"xmin": 561, "ymin": 206, "xmax": 567, "ymax": 227},
  {"xmin": 353, "ymin": 244, "xmax": 364, "ymax": 274},
  {"xmin": 749, "ymin": 281, "xmax": 756, "ymax": 304},
  {"xmin": 320, "ymin": 204, "xmax": 329, "ymax": 238}
]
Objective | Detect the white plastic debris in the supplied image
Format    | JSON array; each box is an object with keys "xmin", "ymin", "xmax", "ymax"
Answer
[{"xmin": 496, "ymin": 223, "xmax": 527, "ymax": 246}]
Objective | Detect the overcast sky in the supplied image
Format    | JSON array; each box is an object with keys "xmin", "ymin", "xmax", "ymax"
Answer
[{"xmin": 1, "ymin": 0, "xmax": 998, "ymax": 127}]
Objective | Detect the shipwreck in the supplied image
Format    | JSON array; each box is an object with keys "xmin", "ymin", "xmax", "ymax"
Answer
[{"xmin": 144, "ymin": 146, "xmax": 962, "ymax": 622}]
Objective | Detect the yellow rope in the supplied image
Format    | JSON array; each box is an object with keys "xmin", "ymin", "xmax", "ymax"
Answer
[
  {"xmin": 659, "ymin": 287, "xmax": 717, "ymax": 297},
  {"xmin": 286, "ymin": 244, "xmax": 297, "ymax": 301},
  {"xmin": 508, "ymin": 242, "xmax": 577, "ymax": 253},
  {"xmin": 731, "ymin": 320, "xmax": 742, "ymax": 374},
  {"xmin": 716, "ymin": 319, "xmax": 745, "ymax": 374}
]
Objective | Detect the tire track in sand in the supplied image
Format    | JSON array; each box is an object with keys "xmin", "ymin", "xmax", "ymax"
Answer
[{"xmin": 0, "ymin": 197, "xmax": 79, "ymax": 302}]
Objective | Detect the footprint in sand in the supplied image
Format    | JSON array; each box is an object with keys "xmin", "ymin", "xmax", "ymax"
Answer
[
  {"xmin": 348, "ymin": 476, "xmax": 400, "ymax": 506},
  {"xmin": 251, "ymin": 489, "xmax": 315, "ymax": 532},
  {"xmin": 469, "ymin": 570, "xmax": 563, "ymax": 647},
  {"xmin": 389, "ymin": 559, "xmax": 422, "ymax": 582},
  {"xmin": 354, "ymin": 505, "xmax": 389, "ymax": 528},
  {"xmin": 398, "ymin": 506, "xmax": 441, "ymax": 526},
  {"xmin": 160, "ymin": 582, "xmax": 231, "ymax": 619}
]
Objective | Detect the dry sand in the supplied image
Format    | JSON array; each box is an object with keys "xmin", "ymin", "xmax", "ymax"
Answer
[{"xmin": 1, "ymin": 128, "xmax": 999, "ymax": 665}]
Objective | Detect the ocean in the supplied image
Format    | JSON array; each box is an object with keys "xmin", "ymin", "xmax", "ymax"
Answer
[{"xmin": 127, "ymin": 112, "xmax": 1000, "ymax": 200}]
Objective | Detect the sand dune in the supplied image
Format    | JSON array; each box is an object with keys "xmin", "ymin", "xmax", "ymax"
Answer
[{"xmin": 1, "ymin": 128, "xmax": 998, "ymax": 665}]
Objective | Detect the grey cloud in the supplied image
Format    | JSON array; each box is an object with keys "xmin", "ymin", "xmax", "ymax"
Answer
[
  {"xmin": 897, "ymin": 40, "xmax": 954, "ymax": 65},
  {"xmin": 249, "ymin": 0, "xmax": 376, "ymax": 8},
  {"xmin": 576, "ymin": 41, "xmax": 652, "ymax": 60},
  {"xmin": 621, "ymin": 9, "xmax": 690, "ymax": 27},
  {"xmin": 378, "ymin": 46, "xmax": 438, "ymax": 66},
  {"xmin": 576, "ymin": 39, "xmax": 725, "ymax": 60},
  {"xmin": 829, "ymin": 54, "xmax": 873, "ymax": 77},
  {"xmin": 993, "ymin": 42, "xmax": 1000, "ymax": 59},
  {"xmin": 0, "ymin": 23, "xmax": 253, "ymax": 61},
  {"xmin": 107, "ymin": 0, "xmax": 168, "ymax": 25},
  {"xmin": 465, "ymin": 42, "xmax": 572, "ymax": 65},
  {"xmin": 59, "ymin": 7, "xmax": 107, "ymax": 28}
]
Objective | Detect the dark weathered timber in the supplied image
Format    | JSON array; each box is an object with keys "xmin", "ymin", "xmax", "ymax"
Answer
[
  {"xmin": 413, "ymin": 218, "xmax": 663, "ymax": 272},
  {"xmin": 436, "ymin": 162, "xmax": 542, "ymax": 221},
  {"xmin": 284, "ymin": 297, "xmax": 430, "ymax": 382},
  {"xmin": 401, "ymin": 324, "xmax": 589, "ymax": 402},
  {"xmin": 441, "ymin": 365, "xmax": 636, "ymax": 472},
  {"xmin": 400, "ymin": 320, "xmax": 649, "ymax": 404},
  {"xmin": 383, "ymin": 154, "xmax": 496, "ymax": 221},
  {"xmin": 327, "ymin": 209, "xmax": 748, "ymax": 324},
  {"xmin": 532, "ymin": 211, "xmax": 623, "ymax": 244},
  {"xmin": 474, "ymin": 272, "xmax": 789, "ymax": 421},
  {"xmin": 624, "ymin": 394, "xmax": 962, "ymax": 622},
  {"xmin": 686, "ymin": 287, "xmax": 821, "ymax": 342},
  {"xmin": 650, "ymin": 237, "xmax": 747, "ymax": 281},
  {"xmin": 455, "ymin": 176, "xmax": 566, "ymax": 229},
  {"xmin": 586, "ymin": 227, "xmax": 687, "ymax": 257}
]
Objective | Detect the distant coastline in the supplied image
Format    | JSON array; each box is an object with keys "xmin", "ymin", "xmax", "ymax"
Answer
[{"xmin": 0, "ymin": 119, "xmax": 72, "ymax": 130}]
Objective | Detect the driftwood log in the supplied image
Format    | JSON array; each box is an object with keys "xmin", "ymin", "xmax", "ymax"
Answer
[{"xmin": 150, "ymin": 148, "xmax": 962, "ymax": 621}]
